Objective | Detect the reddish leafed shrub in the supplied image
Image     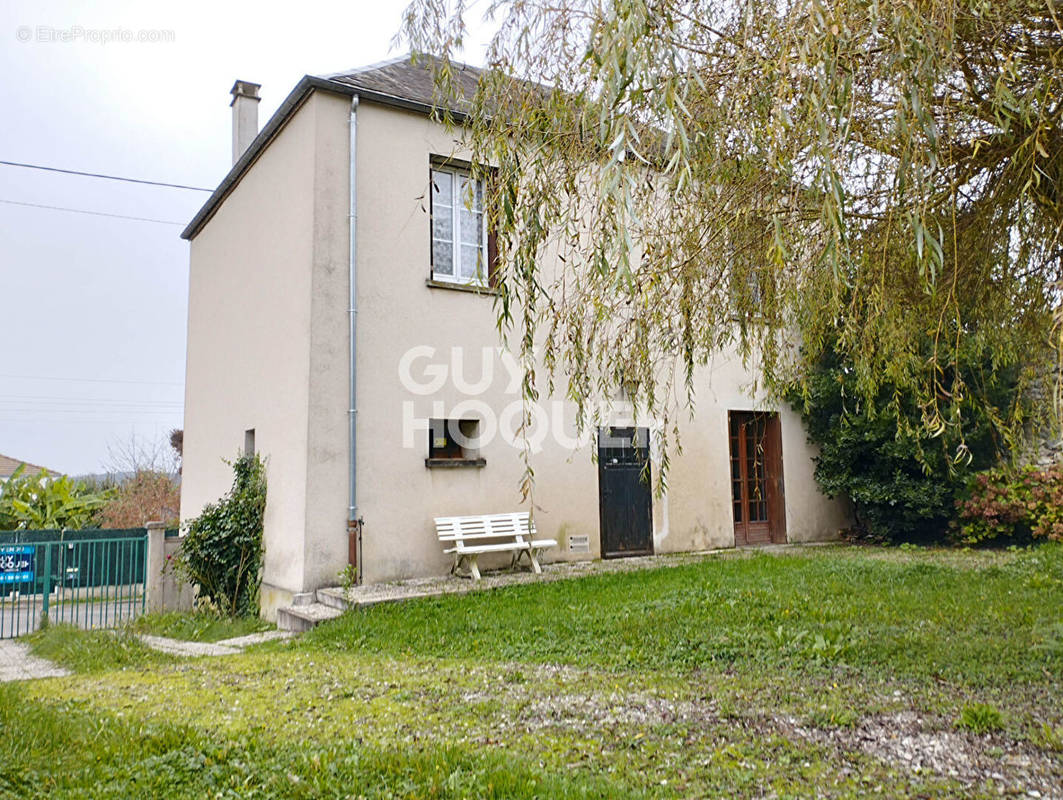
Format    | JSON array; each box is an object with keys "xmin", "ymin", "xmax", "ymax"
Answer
[
  {"xmin": 96, "ymin": 470, "xmax": 180, "ymax": 529},
  {"xmin": 954, "ymin": 463, "xmax": 1063, "ymax": 545}
]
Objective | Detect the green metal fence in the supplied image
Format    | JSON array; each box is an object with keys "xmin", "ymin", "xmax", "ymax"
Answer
[{"xmin": 0, "ymin": 529, "xmax": 148, "ymax": 638}]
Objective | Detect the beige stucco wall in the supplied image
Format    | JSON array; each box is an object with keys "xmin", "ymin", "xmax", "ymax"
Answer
[
  {"xmin": 181, "ymin": 92, "xmax": 345, "ymax": 617},
  {"xmin": 302, "ymin": 91, "xmax": 353, "ymax": 592},
  {"xmin": 183, "ymin": 88, "xmax": 850, "ymax": 616},
  {"xmin": 655, "ymin": 352, "xmax": 851, "ymax": 552},
  {"xmin": 349, "ymin": 100, "xmax": 849, "ymax": 584}
]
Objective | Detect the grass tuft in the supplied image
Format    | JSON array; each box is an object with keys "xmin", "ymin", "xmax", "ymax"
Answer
[
  {"xmin": 25, "ymin": 624, "xmax": 171, "ymax": 674},
  {"xmin": 129, "ymin": 611, "xmax": 272, "ymax": 643},
  {"xmin": 1034, "ymin": 722, "xmax": 1063, "ymax": 752},
  {"xmin": 955, "ymin": 702, "xmax": 1006, "ymax": 734}
]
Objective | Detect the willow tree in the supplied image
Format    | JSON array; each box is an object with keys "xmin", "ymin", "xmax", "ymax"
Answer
[{"xmin": 402, "ymin": 0, "xmax": 1062, "ymax": 479}]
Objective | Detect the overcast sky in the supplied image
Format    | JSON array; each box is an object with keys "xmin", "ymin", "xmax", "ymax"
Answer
[{"xmin": 0, "ymin": 0, "xmax": 493, "ymax": 475}]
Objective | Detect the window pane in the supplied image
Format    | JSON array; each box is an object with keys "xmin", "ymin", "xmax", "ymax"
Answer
[
  {"xmin": 457, "ymin": 176, "xmax": 481, "ymax": 212},
  {"xmin": 433, "ymin": 209, "xmax": 453, "ymax": 242},
  {"xmin": 431, "ymin": 170, "xmax": 452, "ymax": 207},
  {"xmin": 460, "ymin": 244, "xmax": 480, "ymax": 279},
  {"xmin": 459, "ymin": 207, "xmax": 481, "ymax": 245},
  {"xmin": 431, "ymin": 168, "xmax": 483, "ymax": 281},
  {"xmin": 433, "ymin": 240, "xmax": 454, "ymax": 275}
]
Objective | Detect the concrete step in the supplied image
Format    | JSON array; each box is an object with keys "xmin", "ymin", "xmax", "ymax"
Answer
[
  {"xmin": 276, "ymin": 602, "xmax": 343, "ymax": 633},
  {"xmin": 316, "ymin": 586, "xmax": 415, "ymax": 612},
  {"xmin": 315, "ymin": 587, "xmax": 355, "ymax": 612}
]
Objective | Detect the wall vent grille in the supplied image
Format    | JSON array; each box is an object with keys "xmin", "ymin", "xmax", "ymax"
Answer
[{"xmin": 568, "ymin": 534, "xmax": 590, "ymax": 553}]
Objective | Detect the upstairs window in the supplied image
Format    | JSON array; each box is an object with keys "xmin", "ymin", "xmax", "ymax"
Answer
[{"xmin": 431, "ymin": 165, "xmax": 489, "ymax": 286}]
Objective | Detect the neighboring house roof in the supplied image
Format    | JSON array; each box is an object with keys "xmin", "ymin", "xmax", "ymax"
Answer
[
  {"xmin": 182, "ymin": 54, "xmax": 484, "ymax": 241},
  {"xmin": 0, "ymin": 452, "xmax": 52, "ymax": 480}
]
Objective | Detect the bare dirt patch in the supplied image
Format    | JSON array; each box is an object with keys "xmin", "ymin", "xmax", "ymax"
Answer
[{"xmin": 780, "ymin": 711, "xmax": 1063, "ymax": 798}]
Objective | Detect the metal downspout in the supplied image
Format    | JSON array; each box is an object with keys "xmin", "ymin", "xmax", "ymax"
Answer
[{"xmin": 348, "ymin": 95, "xmax": 362, "ymax": 582}]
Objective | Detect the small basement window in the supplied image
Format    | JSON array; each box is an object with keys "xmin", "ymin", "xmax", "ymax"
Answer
[{"xmin": 426, "ymin": 418, "xmax": 486, "ymax": 468}]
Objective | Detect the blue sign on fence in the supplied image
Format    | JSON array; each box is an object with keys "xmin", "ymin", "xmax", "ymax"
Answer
[{"xmin": 0, "ymin": 546, "xmax": 34, "ymax": 583}]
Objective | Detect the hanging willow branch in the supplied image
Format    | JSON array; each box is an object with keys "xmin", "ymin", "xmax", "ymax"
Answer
[{"xmin": 401, "ymin": 0, "xmax": 1063, "ymax": 488}]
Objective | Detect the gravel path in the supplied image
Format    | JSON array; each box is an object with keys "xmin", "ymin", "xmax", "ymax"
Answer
[
  {"xmin": 0, "ymin": 639, "xmax": 69, "ymax": 682},
  {"xmin": 137, "ymin": 629, "xmax": 293, "ymax": 657},
  {"xmin": 0, "ymin": 629, "xmax": 294, "ymax": 681}
]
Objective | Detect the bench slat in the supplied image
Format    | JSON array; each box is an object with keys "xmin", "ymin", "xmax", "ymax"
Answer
[
  {"xmin": 443, "ymin": 542, "xmax": 530, "ymax": 555},
  {"xmin": 440, "ymin": 538, "xmax": 555, "ymax": 549},
  {"xmin": 439, "ymin": 532, "xmax": 529, "ymax": 542},
  {"xmin": 434, "ymin": 512, "xmax": 554, "ymax": 579}
]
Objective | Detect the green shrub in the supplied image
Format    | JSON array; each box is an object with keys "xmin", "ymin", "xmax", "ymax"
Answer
[
  {"xmin": 787, "ymin": 338, "xmax": 1020, "ymax": 543},
  {"xmin": 954, "ymin": 464, "xmax": 1063, "ymax": 545},
  {"xmin": 174, "ymin": 453, "xmax": 266, "ymax": 617}
]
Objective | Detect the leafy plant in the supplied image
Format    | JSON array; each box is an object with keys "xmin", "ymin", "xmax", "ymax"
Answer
[
  {"xmin": 173, "ymin": 453, "xmax": 266, "ymax": 617},
  {"xmin": 955, "ymin": 702, "xmax": 1005, "ymax": 734},
  {"xmin": 774, "ymin": 624, "xmax": 855, "ymax": 663},
  {"xmin": 788, "ymin": 338, "xmax": 1019, "ymax": 543},
  {"xmin": 336, "ymin": 563, "xmax": 359, "ymax": 598},
  {"xmin": 0, "ymin": 465, "xmax": 113, "ymax": 531},
  {"xmin": 954, "ymin": 464, "xmax": 1063, "ymax": 545}
]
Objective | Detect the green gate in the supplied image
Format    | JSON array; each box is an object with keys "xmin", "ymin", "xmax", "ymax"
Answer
[{"xmin": 0, "ymin": 529, "xmax": 148, "ymax": 638}]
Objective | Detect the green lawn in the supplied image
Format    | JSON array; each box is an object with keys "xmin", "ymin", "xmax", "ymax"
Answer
[
  {"xmin": 303, "ymin": 544, "xmax": 1063, "ymax": 685},
  {"xmin": 4, "ymin": 545, "xmax": 1062, "ymax": 798}
]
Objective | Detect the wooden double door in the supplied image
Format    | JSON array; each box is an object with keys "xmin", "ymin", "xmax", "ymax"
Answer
[{"xmin": 728, "ymin": 411, "xmax": 786, "ymax": 546}]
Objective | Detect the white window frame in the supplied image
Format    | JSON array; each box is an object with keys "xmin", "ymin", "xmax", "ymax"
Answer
[{"xmin": 430, "ymin": 165, "xmax": 489, "ymax": 286}]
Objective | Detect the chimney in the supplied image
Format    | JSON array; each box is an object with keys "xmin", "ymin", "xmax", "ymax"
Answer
[{"xmin": 230, "ymin": 80, "xmax": 261, "ymax": 165}]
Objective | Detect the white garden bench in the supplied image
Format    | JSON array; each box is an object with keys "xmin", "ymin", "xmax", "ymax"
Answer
[{"xmin": 434, "ymin": 512, "xmax": 557, "ymax": 580}]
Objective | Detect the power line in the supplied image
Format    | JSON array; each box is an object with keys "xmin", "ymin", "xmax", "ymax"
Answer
[
  {"xmin": 0, "ymin": 198, "xmax": 185, "ymax": 226},
  {"xmin": 0, "ymin": 417, "xmax": 181, "ymax": 425},
  {"xmin": 0, "ymin": 373, "xmax": 183, "ymax": 387},
  {"xmin": 0, "ymin": 396, "xmax": 183, "ymax": 407},
  {"xmin": 0, "ymin": 408, "xmax": 181, "ymax": 415},
  {"xmin": 0, "ymin": 159, "xmax": 213, "ymax": 192}
]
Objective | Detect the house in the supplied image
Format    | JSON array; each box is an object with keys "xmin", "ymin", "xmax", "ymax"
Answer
[
  {"xmin": 0, "ymin": 453, "xmax": 52, "ymax": 483},
  {"xmin": 179, "ymin": 55, "xmax": 851, "ymax": 619}
]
